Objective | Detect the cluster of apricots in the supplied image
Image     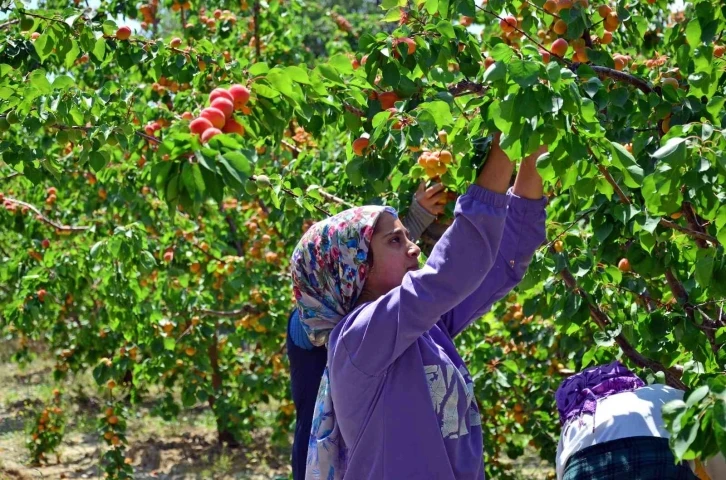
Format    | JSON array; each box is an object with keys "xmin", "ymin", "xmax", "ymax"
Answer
[
  {"xmin": 330, "ymin": 11, "xmax": 352, "ymax": 33},
  {"xmin": 138, "ymin": 0, "xmax": 160, "ymax": 30},
  {"xmin": 199, "ymin": 7, "xmax": 239, "ymax": 31},
  {"xmin": 27, "ymin": 389, "xmax": 64, "ymax": 464},
  {"xmin": 187, "ymin": 85, "xmax": 250, "ymax": 142},
  {"xmin": 418, "ymin": 148, "xmax": 453, "ymax": 179},
  {"xmin": 101, "ymin": 406, "xmax": 123, "ymax": 447},
  {"xmin": 151, "ymin": 76, "xmax": 191, "ymax": 95}
]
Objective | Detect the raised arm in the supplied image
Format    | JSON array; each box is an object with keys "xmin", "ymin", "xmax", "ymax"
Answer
[
  {"xmin": 332, "ymin": 146, "xmax": 515, "ymax": 377},
  {"xmin": 440, "ymin": 146, "xmax": 548, "ymax": 337}
]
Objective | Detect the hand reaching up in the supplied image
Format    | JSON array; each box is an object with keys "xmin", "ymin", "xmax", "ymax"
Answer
[{"xmin": 414, "ymin": 182, "xmax": 447, "ymax": 216}]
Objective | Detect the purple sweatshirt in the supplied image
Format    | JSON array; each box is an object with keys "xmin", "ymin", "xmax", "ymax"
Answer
[{"xmin": 326, "ymin": 185, "xmax": 547, "ymax": 479}]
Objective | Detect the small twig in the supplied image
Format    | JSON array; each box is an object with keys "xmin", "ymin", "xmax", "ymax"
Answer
[
  {"xmin": 589, "ymin": 65, "xmax": 654, "ymax": 95},
  {"xmin": 682, "ymin": 201, "xmax": 708, "ymax": 249},
  {"xmin": 196, "ymin": 305, "xmax": 257, "ymax": 317},
  {"xmin": 253, "ymin": 0, "xmax": 261, "ymax": 60},
  {"xmin": 543, "ymin": 210, "xmax": 592, "ymax": 249},
  {"xmin": 191, "ymin": 242, "xmax": 225, "ymax": 263},
  {"xmin": 343, "ymin": 103, "xmax": 366, "ymax": 118},
  {"xmin": 0, "ymin": 172, "xmax": 23, "ymax": 182},
  {"xmin": 19, "ymin": 11, "xmax": 70, "ymax": 28},
  {"xmin": 3, "ymin": 197, "xmax": 91, "ymax": 232},
  {"xmin": 658, "ymin": 218, "xmax": 719, "ymax": 246},
  {"xmin": 448, "ymin": 79, "xmax": 488, "ymax": 97},
  {"xmin": 0, "ymin": 18, "xmax": 19, "ymax": 30}
]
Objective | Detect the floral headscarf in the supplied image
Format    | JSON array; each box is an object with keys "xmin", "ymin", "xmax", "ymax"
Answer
[
  {"xmin": 290, "ymin": 205, "xmax": 397, "ymax": 480},
  {"xmin": 291, "ymin": 205, "xmax": 397, "ymax": 347},
  {"xmin": 555, "ymin": 361, "xmax": 645, "ymax": 428}
]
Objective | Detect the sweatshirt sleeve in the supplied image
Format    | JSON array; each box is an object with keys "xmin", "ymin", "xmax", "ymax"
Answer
[
  {"xmin": 401, "ymin": 196, "xmax": 436, "ymax": 242},
  {"xmin": 335, "ymin": 185, "xmax": 509, "ymax": 377},
  {"xmin": 439, "ymin": 188, "xmax": 547, "ymax": 338}
]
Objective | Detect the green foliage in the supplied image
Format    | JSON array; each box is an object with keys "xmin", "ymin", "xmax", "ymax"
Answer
[{"xmin": 1, "ymin": 0, "xmax": 726, "ymax": 477}]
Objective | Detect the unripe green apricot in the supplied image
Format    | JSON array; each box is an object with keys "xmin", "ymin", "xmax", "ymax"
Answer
[
  {"xmin": 244, "ymin": 180, "xmax": 258, "ymax": 195},
  {"xmin": 255, "ymin": 175, "xmax": 271, "ymax": 188}
]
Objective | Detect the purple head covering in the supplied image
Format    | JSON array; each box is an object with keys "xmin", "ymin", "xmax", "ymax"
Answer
[{"xmin": 555, "ymin": 361, "xmax": 645, "ymax": 427}]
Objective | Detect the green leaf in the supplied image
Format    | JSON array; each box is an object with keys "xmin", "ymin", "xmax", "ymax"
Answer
[
  {"xmin": 686, "ymin": 20, "xmax": 702, "ymax": 51},
  {"xmin": 436, "ymin": 20, "xmax": 456, "ymax": 39},
  {"xmin": 651, "ymin": 137, "xmax": 687, "ymax": 167},
  {"xmin": 508, "ymin": 60, "xmax": 540, "ymax": 88},
  {"xmin": 483, "ymin": 62, "xmax": 506, "ymax": 83},
  {"xmin": 695, "ymin": 249, "xmax": 715, "ymax": 288},
  {"xmin": 609, "ymin": 141, "xmax": 644, "ymax": 188},
  {"xmin": 52, "ymin": 75, "xmax": 75, "ymax": 90},
  {"xmin": 284, "ymin": 65, "xmax": 311, "ymax": 84},
  {"xmin": 92, "ymin": 38, "xmax": 106, "ymax": 62},
  {"xmin": 33, "ymin": 33, "xmax": 55, "ymax": 61},
  {"xmin": 490, "ymin": 43, "xmax": 514, "ymax": 63},
  {"xmin": 686, "ymin": 385, "xmax": 709, "ymax": 408},
  {"xmin": 89, "ymin": 151, "xmax": 107, "ymax": 172},
  {"xmin": 419, "ymin": 101, "xmax": 453, "ymax": 129},
  {"xmin": 29, "ymin": 70, "xmax": 52, "ymax": 95},
  {"xmin": 222, "ymin": 151, "xmax": 251, "ymax": 178},
  {"xmin": 249, "ymin": 63, "xmax": 269, "ymax": 75},
  {"xmin": 714, "ymin": 399, "xmax": 726, "ymax": 458}
]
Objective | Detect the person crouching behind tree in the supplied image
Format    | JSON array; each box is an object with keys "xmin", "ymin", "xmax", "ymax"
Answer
[
  {"xmin": 554, "ymin": 361, "xmax": 726, "ymax": 480},
  {"xmin": 290, "ymin": 132, "xmax": 548, "ymax": 479},
  {"xmin": 286, "ymin": 181, "xmax": 447, "ymax": 480}
]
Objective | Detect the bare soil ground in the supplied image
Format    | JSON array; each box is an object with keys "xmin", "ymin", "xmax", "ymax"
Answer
[
  {"xmin": 0, "ymin": 344, "xmax": 552, "ymax": 480},
  {"xmin": 0, "ymin": 348, "xmax": 290, "ymax": 480}
]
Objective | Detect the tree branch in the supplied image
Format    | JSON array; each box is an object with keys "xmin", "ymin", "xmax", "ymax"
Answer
[
  {"xmin": 589, "ymin": 65, "xmax": 654, "ymax": 95},
  {"xmin": 3, "ymin": 197, "xmax": 91, "ymax": 232},
  {"xmin": 555, "ymin": 247, "xmax": 686, "ymax": 390},
  {"xmin": 0, "ymin": 19, "xmax": 19, "ymax": 30},
  {"xmin": 196, "ymin": 305, "xmax": 257, "ymax": 317}
]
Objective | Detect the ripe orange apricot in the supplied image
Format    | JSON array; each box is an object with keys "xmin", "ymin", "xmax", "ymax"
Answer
[
  {"xmin": 222, "ymin": 118, "xmax": 245, "ymax": 135},
  {"xmin": 209, "ymin": 88, "xmax": 234, "ymax": 104},
  {"xmin": 228, "ymin": 84, "xmax": 251, "ymax": 109},
  {"xmin": 553, "ymin": 240, "xmax": 564, "ymax": 253},
  {"xmin": 460, "ymin": 16, "xmax": 473, "ymax": 27},
  {"xmin": 540, "ymin": 49, "xmax": 551, "ymax": 63},
  {"xmin": 190, "ymin": 117, "xmax": 213, "ymax": 136},
  {"xmin": 499, "ymin": 15, "xmax": 517, "ymax": 33},
  {"xmin": 600, "ymin": 31, "xmax": 613, "ymax": 44},
  {"xmin": 352, "ymin": 136, "xmax": 369, "ymax": 155},
  {"xmin": 662, "ymin": 77, "xmax": 679, "ymax": 89},
  {"xmin": 598, "ymin": 4, "xmax": 612, "ymax": 18},
  {"xmin": 714, "ymin": 45, "xmax": 726, "ymax": 58},
  {"xmin": 543, "ymin": 0, "xmax": 557, "ymax": 13},
  {"xmin": 553, "ymin": 19, "xmax": 568, "ymax": 35},
  {"xmin": 604, "ymin": 12, "xmax": 619, "ymax": 31},
  {"xmin": 613, "ymin": 55, "xmax": 626, "ymax": 71},
  {"xmin": 438, "ymin": 150, "xmax": 453, "ymax": 164},
  {"xmin": 211, "ymin": 98, "xmax": 234, "ymax": 119},
  {"xmin": 618, "ymin": 258, "xmax": 631, "ymax": 272},
  {"xmin": 169, "ymin": 37, "xmax": 182, "ymax": 48},
  {"xmin": 201, "ymin": 128, "xmax": 222, "ymax": 143},
  {"xmin": 116, "ymin": 26, "xmax": 132, "ymax": 40},
  {"xmin": 551, "ymin": 38, "xmax": 569, "ymax": 57},
  {"xmin": 394, "ymin": 37, "xmax": 416, "ymax": 56},
  {"xmin": 200, "ymin": 107, "xmax": 226, "ymax": 129},
  {"xmin": 378, "ymin": 91, "xmax": 399, "ymax": 110},
  {"xmin": 557, "ymin": 0, "xmax": 573, "ymax": 10}
]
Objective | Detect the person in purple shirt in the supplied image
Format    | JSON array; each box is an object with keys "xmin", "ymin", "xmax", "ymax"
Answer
[
  {"xmin": 290, "ymin": 132, "xmax": 548, "ymax": 479},
  {"xmin": 287, "ymin": 182, "xmax": 446, "ymax": 480}
]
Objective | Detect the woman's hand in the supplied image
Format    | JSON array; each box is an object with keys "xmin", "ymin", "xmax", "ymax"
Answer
[
  {"xmin": 474, "ymin": 132, "xmax": 515, "ymax": 194},
  {"xmin": 513, "ymin": 145, "xmax": 547, "ymax": 200},
  {"xmin": 414, "ymin": 182, "xmax": 447, "ymax": 216}
]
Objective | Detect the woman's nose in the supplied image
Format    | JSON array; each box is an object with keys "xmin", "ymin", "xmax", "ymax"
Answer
[{"xmin": 408, "ymin": 242, "xmax": 421, "ymax": 257}]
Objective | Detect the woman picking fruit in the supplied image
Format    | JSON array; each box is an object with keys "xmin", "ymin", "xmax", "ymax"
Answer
[
  {"xmin": 290, "ymin": 132, "xmax": 548, "ymax": 479},
  {"xmin": 286, "ymin": 181, "xmax": 446, "ymax": 480}
]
